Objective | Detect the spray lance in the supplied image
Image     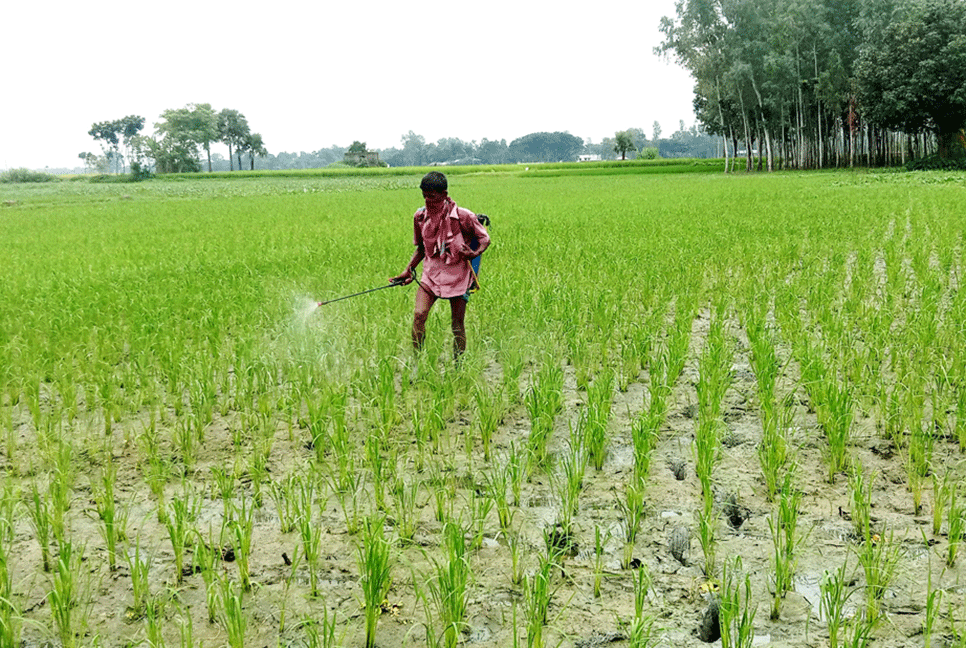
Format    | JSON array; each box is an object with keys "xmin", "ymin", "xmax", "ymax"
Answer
[{"xmin": 316, "ymin": 277, "xmax": 408, "ymax": 307}]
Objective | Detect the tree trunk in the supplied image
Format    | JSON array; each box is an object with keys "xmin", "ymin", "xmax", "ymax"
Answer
[
  {"xmin": 228, "ymin": 143, "xmax": 234, "ymax": 171},
  {"xmin": 749, "ymin": 73, "xmax": 774, "ymax": 172}
]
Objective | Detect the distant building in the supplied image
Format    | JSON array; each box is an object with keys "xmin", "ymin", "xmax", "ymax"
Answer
[
  {"xmin": 578, "ymin": 154, "xmax": 601, "ymax": 162},
  {"xmin": 343, "ymin": 149, "xmax": 382, "ymax": 167}
]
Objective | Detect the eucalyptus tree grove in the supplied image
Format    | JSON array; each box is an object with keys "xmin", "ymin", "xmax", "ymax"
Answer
[{"xmin": 658, "ymin": 0, "xmax": 966, "ymax": 170}]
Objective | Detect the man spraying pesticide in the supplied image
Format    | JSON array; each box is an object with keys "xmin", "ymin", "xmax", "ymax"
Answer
[{"xmin": 390, "ymin": 171, "xmax": 491, "ymax": 361}]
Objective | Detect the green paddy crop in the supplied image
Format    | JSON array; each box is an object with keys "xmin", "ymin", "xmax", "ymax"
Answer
[{"xmin": 3, "ymin": 168, "xmax": 966, "ymax": 647}]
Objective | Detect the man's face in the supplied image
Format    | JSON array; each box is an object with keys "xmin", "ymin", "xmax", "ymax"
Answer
[{"xmin": 422, "ymin": 190, "xmax": 447, "ymax": 209}]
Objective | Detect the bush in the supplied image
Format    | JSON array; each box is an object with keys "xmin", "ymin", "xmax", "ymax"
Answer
[
  {"xmin": 130, "ymin": 162, "xmax": 153, "ymax": 182},
  {"xmin": 0, "ymin": 168, "xmax": 60, "ymax": 183},
  {"xmin": 638, "ymin": 147, "xmax": 660, "ymax": 160},
  {"xmin": 907, "ymin": 147, "xmax": 966, "ymax": 171}
]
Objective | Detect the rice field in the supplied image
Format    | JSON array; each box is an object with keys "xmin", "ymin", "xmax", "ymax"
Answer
[{"xmin": 2, "ymin": 165, "xmax": 966, "ymax": 648}]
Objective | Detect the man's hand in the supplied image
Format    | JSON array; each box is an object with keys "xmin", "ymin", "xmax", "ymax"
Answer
[{"xmin": 389, "ymin": 270, "xmax": 413, "ymax": 285}]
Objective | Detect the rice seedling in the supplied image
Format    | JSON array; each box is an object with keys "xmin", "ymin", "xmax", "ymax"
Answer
[
  {"xmin": 857, "ymin": 527, "xmax": 902, "ymax": 623},
  {"xmin": 616, "ymin": 477, "xmax": 647, "ymax": 569},
  {"xmin": 419, "ymin": 520, "xmax": 471, "ymax": 648},
  {"xmin": 948, "ymin": 488, "xmax": 964, "ymax": 567},
  {"xmin": 758, "ymin": 393, "xmax": 794, "ymax": 502},
  {"xmin": 391, "ymin": 475, "xmax": 420, "ymax": 544},
  {"xmin": 554, "ymin": 434, "xmax": 586, "ymax": 537},
  {"xmin": 592, "ymin": 525, "xmax": 609, "ymax": 599},
  {"xmin": 820, "ymin": 559, "xmax": 851, "ymax": 648},
  {"xmin": 210, "ymin": 464, "xmax": 238, "ymax": 523},
  {"xmin": 90, "ymin": 453, "xmax": 127, "ymax": 573},
  {"xmin": 301, "ymin": 606, "xmax": 342, "ymax": 648},
  {"xmin": 508, "ymin": 529, "xmax": 524, "ymax": 588},
  {"xmin": 25, "ymin": 481, "xmax": 52, "ymax": 572},
  {"xmin": 525, "ymin": 356, "xmax": 564, "ymax": 471},
  {"xmin": 190, "ymin": 530, "xmax": 220, "ymax": 624},
  {"xmin": 625, "ymin": 564, "xmax": 658, "ymax": 648},
  {"xmin": 499, "ymin": 342, "xmax": 525, "ymax": 403},
  {"xmin": 125, "ymin": 537, "xmax": 153, "ymax": 620},
  {"xmin": 177, "ymin": 609, "xmax": 195, "ymax": 648},
  {"xmin": 269, "ymin": 470, "xmax": 300, "ymax": 534},
  {"xmin": 817, "ymin": 378, "xmax": 854, "ymax": 483},
  {"xmin": 365, "ymin": 427, "xmax": 391, "ymax": 512},
  {"xmin": 229, "ymin": 494, "xmax": 256, "ymax": 592},
  {"xmin": 0, "ymin": 497, "xmax": 21, "ymax": 648},
  {"xmin": 848, "ymin": 465, "xmax": 874, "ymax": 541},
  {"xmin": 631, "ymin": 409, "xmax": 660, "ymax": 485},
  {"xmin": 164, "ymin": 490, "xmax": 201, "ymax": 584},
  {"xmin": 49, "ymin": 541, "xmax": 88, "ymax": 648},
  {"xmin": 522, "ymin": 551, "xmax": 556, "ymax": 648},
  {"xmin": 696, "ymin": 493, "xmax": 718, "ymax": 578},
  {"xmin": 473, "ymin": 383, "xmax": 503, "ymax": 462},
  {"xmin": 470, "ymin": 491, "xmax": 494, "ymax": 551},
  {"xmin": 693, "ymin": 418, "xmax": 721, "ymax": 502},
  {"xmin": 507, "ymin": 441, "xmax": 525, "ymax": 508},
  {"xmin": 246, "ymin": 428, "xmax": 274, "ymax": 508},
  {"xmin": 483, "ymin": 459, "xmax": 513, "ymax": 532},
  {"xmin": 907, "ymin": 421, "xmax": 934, "ymax": 515},
  {"xmin": 932, "ymin": 470, "xmax": 950, "ymax": 537},
  {"xmin": 583, "ymin": 369, "xmax": 614, "ymax": 471},
  {"xmin": 357, "ymin": 515, "xmax": 393, "ymax": 648},
  {"xmin": 768, "ymin": 470, "xmax": 804, "ymax": 620},
  {"xmin": 922, "ymin": 535, "xmax": 942, "ymax": 648},
  {"xmin": 144, "ymin": 589, "xmax": 166, "ymax": 648},
  {"xmin": 718, "ymin": 556, "xmax": 756, "ymax": 648},
  {"xmin": 219, "ymin": 576, "xmax": 246, "ymax": 648}
]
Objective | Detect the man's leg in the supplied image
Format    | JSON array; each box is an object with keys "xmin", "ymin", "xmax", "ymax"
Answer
[
  {"xmin": 450, "ymin": 296, "xmax": 467, "ymax": 359},
  {"xmin": 412, "ymin": 286, "xmax": 436, "ymax": 352}
]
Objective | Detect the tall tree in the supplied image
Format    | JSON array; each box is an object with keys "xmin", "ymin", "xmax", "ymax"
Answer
[
  {"xmin": 241, "ymin": 133, "xmax": 268, "ymax": 170},
  {"xmin": 614, "ymin": 130, "xmax": 636, "ymax": 160},
  {"xmin": 218, "ymin": 109, "xmax": 250, "ymax": 171},
  {"xmin": 856, "ymin": 0, "xmax": 966, "ymax": 158}
]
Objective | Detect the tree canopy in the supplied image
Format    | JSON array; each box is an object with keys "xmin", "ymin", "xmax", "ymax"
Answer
[
  {"xmin": 658, "ymin": 0, "xmax": 966, "ymax": 170},
  {"xmin": 855, "ymin": 0, "xmax": 966, "ymax": 158}
]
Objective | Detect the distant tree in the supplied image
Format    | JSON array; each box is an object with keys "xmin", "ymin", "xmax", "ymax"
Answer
[
  {"xmin": 614, "ymin": 130, "xmax": 636, "ymax": 160},
  {"xmin": 77, "ymin": 151, "xmax": 106, "ymax": 173},
  {"xmin": 652, "ymin": 121, "xmax": 662, "ymax": 142},
  {"xmin": 508, "ymin": 132, "xmax": 584, "ymax": 162},
  {"xmin": 242, "ymin": 133, "xmax": 268, "ymax": 170},
  {"xmin": 856, "ymin": 0, "xmax": 966, "ymax": 159},
  {"xmin": 88, "ymin": 121, "xmax": 121, "ymax": 172},
  {"xmin": 218, "ymin": 109, "xmax": 250, "ymax": 171},
  {"xmin": 88, "ymin": 115, "xmax": 144, "ymax": 173},
  {"xmin": 400, "ymin": 131, "xmax": 427, "ymax": 166},
  {"xmin": 347, "ymin": 141, "xmax": 367, "ymax": 153},
  {"xmin": 154, "ymin": 104, "xmax": 219, "ymax": 172},
  {"xmin": 477, "ymin": 138, "xmax": 509, "ymax": 164}
]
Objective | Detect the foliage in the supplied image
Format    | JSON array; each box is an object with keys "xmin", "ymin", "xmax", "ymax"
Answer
[
  {"xmin": 614, "ymin": 131, "xmax": 636, "ymax": 160},
  {"xmin": 508, "ymin": 131, "xmax": 585, "ymax": 162},
  {"xmin": 856, "ymin": 0, "xmax": 966, "ymax": 158},
  {"xmin": 88, "ymin": 115, "xmax": 145, "ymax": 173},
  {"xmin": 658, "ymin": 0, "xmax": 966, "ymax": 168},
  {"xmin": 0, "ymin": 168, "xmax": 59, "ymax": 183}
]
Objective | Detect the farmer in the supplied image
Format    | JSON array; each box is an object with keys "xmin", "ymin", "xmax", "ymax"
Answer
[{"xmin": 390, "ymin": 171, "xmax": 490, "ymax": 360}]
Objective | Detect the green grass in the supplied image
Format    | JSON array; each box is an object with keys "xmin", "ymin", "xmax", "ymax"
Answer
[{"xmin": 3, "ymin": 166, "xmax": 966, "ymax": 647}]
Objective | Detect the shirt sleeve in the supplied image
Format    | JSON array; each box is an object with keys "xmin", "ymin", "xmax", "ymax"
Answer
[{"xmin": 413, "ymin": 210, "xmax": 423, "ymax": 248}]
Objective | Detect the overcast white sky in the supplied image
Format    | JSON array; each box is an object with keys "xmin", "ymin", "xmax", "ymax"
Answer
[{"xmin": 1, "ymin": 0, "xmax": 696, "ymax": 170}]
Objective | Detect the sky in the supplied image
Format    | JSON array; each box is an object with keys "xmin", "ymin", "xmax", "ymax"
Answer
[{"xmin": 1, "ymin": 0, "xmax": 696, "ymax": 171}]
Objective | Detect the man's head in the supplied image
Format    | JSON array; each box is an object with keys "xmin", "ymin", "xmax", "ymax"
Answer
[{"xmin": 420, "ymin": 171, "xmax": 448, "ymax": 194}]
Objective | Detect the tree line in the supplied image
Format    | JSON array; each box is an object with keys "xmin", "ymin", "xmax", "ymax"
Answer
[
  {"xmin": 249, "ymin": 126, "xmax": 717, "ymax": 172},
  {"xmin": 82, "ymin": 108, "xmax": 719, "ymax": 175},
  {"xmin": 657, "ymin": 0, "xmax": 966, "ymax": 171},
  {"xmin": 83, "ymin": 104, "xmax": 267, "ymax": 175}
]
